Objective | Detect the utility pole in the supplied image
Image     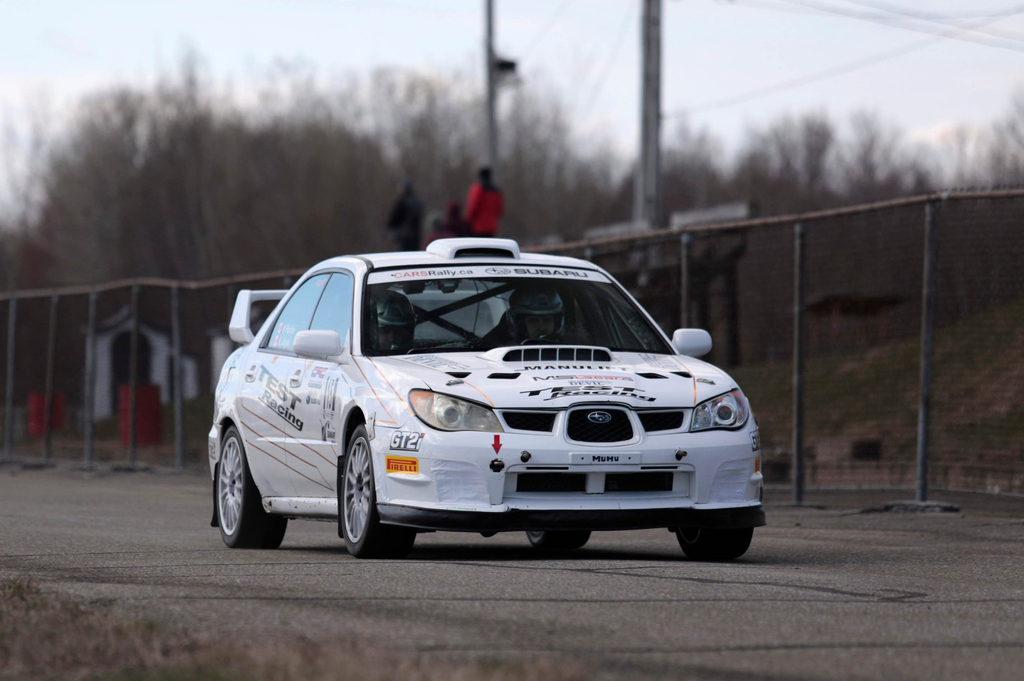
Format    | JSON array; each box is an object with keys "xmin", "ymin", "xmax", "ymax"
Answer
[
  {"xmin": 634, "ymin": 0, "xmax": 662, "ymax": 228},
  {"xmin": 485, "ymin": 0, "xmax": 498, "ymax": 176}
]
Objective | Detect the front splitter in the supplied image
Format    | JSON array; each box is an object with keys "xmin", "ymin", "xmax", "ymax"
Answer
[{"xmin": 377, "ymin": 503, "xmax": 766, "ymax": 532}]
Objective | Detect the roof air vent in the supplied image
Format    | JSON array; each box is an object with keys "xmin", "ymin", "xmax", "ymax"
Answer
[{"xmin": 425, "ymin": 238, "xmax": 521, "ymax": 261}]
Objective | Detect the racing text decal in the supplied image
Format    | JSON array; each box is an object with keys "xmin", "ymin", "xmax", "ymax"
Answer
[
  {"xmin": 520, "ymin": 386, "xmax": 655, "ymax": 402},
  {"xmin": 386, "ymin": 456, "xmax": 419, "ymax": 474},
  {"xmin": 402, "ymin": 355, "xmax": 471, "ymax": 371},
  {"xmin": 519, "ymin": 365, "xmax": 630, "ymax": 371},
  {"xmin": 532, "ymin": 374, "xmax": 633, "ymax": 382},
  {"xmin": 368, "ymin": 266, "xmax": 610, "ymax": 286},
  {"xmin": 322, "ymin": 420, "xmax": 337, "ymax": 443},
  {"xmin": 257, "ymin": 365, "xmax": 304, "ymax": 431},
  {"xmin": 308, "ymin": 365, "xmax": 329, "ymax": 389},
  {"xmin": 322, "ymin": 376, "xmax": 340, "ymax": 419},
  {"xmin": 390, "ymin": 431, "xmax": 423, "ymax": 451}
]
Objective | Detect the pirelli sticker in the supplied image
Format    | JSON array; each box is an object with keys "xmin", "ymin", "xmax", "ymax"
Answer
[{"xmin": 386, "ymin": 456, "xmax": 419, "ymax": 475}]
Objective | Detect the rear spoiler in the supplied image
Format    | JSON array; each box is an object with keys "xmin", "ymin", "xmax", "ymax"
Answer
[{"xmin": 229, "ymin": 289, "xmax": 287, "ymax": 344}]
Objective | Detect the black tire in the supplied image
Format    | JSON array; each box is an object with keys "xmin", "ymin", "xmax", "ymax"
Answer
[
  {"xmin": 526, "ymin": 530, "xmax": 592, "ymax": 550},
  {"xmin": 216, "ymin": 426, "xmax": 288, "ymax": 549},
  {"xmin": 341, "ymin": 425, "xmax": 416, "ymax": 559},
  {"xmin": 675, "ymin": 527, "xmax": 753, "ymax": 560}
]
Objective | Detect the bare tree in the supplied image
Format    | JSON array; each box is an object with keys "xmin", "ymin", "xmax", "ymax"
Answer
[
  {"xmin": 20, "ymin": 57, "xmax": 1024, "ymax": 289},
  {"xmin": 661, "ymin": 121, "xmax": 728, "ymax": 216},
  {"xmin": 839, "ymin": 112, "xmax": 932, "ymax": 203}
]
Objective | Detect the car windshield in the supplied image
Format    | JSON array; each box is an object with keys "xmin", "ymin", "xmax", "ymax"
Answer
[{"xmin": 362, "ymin": 268, "xmax": 671, "ymax": 356}]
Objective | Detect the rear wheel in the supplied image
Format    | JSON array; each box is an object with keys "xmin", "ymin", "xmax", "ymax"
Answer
[
  {"xmin": 675, "ymin": 527, "xmax": 752, "ymax": 560},
  {"xmin": 217, "ymin": 426, "xmax": 287, "ymax": 549},
  {"xmin": 526, "ymin": 530, "xmax": 591, "ymax": 550},
  {"xmin": 341, "ymin": 425, "xmax": 416, "ymax": 559}
]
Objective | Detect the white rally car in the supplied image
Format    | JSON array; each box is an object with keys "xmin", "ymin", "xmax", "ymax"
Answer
[{"xmin": 210, "ymin": 238, "xmax": 764, "ymax": 559}]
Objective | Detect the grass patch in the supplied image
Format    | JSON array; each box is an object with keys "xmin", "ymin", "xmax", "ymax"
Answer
[
  {"xmin": 0, "ymin": 579, "xmax": 585, "ymax": 681},
  {"xmin": 730, "ymin": 297, "xmax": 1024, "ymax": 465}
]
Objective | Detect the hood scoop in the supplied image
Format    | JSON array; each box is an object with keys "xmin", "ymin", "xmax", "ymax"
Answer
[
  {"xmin": 446, "ymin": 371, "xmax": 471, "ymax": 379},
  {"xmin": 500, "ymin": 347, "xmax": 613, "ymax": 363},
  {"xmin": 488, "ymin": 372, "xmax": 521, "ymax": 379},
  {"xmin": 671, "ymin": 371, "xmax": 693, "ymax": 378},
  {"xmin": 636, "ymin": 372, "xmax": 667, "ymax": 379}
]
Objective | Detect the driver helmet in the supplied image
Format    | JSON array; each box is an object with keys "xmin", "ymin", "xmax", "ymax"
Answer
[
  {"xmin": 376, "ymin": 290, "xmax": 415, "ymax": 350},
  {"xmin": 508, "ymin": 286, "xmax": 564, "ymax": 340}
]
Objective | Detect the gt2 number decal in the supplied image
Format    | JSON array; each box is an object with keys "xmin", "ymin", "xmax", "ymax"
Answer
[{"xmin": 389, "ymin": 431, "xmax": 423, "ymax": 451}]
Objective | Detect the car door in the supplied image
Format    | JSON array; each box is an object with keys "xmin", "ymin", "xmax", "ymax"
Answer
[
  {"xmin": 236, "ymin": 273, "xmax": 333, "ymax": 497},
  {"xmin": 289, "ymin": 271, "xmax": 356, "ymax": 497}
]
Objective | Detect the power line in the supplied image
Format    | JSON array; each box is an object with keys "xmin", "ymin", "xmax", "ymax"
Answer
[
  {"xmin": 579, "ymin": 2, "xmax": 637, "ymax": 119},
  {"xmin": 664, "ymin": 36, "xmax": 936, "ymax": 117},
  {"xmin": 838, "ymin": 0, "xmax": 1024, "ymax": 44},
  {"xmin": 776, "ymin": 0, "xmax": 1024, "ymax": 52},
  {"xmin": 520, "ymin": 0, "xmax": 575, "ymax": 60},
  {"xmin": 838, "ymin": 0, "xmax": 1024, "ymax": 20},
  {"xmin": 664, "ymin": 5, "xmax": 1024, "ymax": 118}
]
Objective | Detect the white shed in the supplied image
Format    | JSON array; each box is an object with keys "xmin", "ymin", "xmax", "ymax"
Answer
[{"xmin": 89, "ymin": 306, "xmax": 199, "ymax": 421}]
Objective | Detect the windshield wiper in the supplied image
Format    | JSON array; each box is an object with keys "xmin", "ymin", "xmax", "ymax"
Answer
[{"xmin": 405, "ymin": 345, "xmax": 473, "ymax": 355}]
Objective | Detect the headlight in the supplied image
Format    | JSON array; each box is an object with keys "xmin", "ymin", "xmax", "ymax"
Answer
[
  {"xmin": 690, "ymin": 389, "xmax": 749, "ymax": 431},
  {"xmin": 409, "ymin": 390, "xmax": 504, "ymax": 432}
]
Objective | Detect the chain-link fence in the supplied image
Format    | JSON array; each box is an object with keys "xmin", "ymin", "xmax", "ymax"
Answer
[
  {"xmin": 2, "ymin": 189, "xmax": 1023, "ymax": 496},
  {"xmin": 543, "ymin": 189, "xmax": 1024, "ymax": 497},
  {"xmin": 0, "ymin": 270, "xmax": 305, "ymax": 469}
]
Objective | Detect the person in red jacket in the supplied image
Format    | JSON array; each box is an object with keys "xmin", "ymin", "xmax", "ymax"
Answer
[{"xmin": 464, "ymin": 167, "xmax": 504, "ymax": 237}]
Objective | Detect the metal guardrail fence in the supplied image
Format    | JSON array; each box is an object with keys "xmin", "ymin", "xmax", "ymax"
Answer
[
  {"xmin": 1, "ymin": 269, "xmax": 306, "ymax": 469},
  {"xmin": 2, "ymin": 189, "xmax": 1023, "ymax": 497},
  {"xmin": 539, "ymin": 189, "xmax": 1024, "ymax": 497}
]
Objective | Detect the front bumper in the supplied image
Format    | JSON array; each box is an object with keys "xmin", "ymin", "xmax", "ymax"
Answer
[
  {"xmin": 378, "ymin": 502, "xmax": 766, "ymax": 532},
  {"xmin": 374, "ymin": 419, "xmax": 763, "ymax": 510}
]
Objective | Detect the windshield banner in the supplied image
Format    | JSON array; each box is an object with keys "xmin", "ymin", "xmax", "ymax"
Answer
[{"xmin": 367, "ymin": 265, "xmax": 611, "ymax": 285}]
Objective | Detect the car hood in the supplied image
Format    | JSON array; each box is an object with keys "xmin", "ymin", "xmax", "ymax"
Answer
[{"xmin": 365, "ymin": 347, "xmax": 736, "ymax": 411}]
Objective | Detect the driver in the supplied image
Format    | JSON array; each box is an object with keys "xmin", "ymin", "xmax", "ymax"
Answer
[
  {"xmin": 376, "ymin": 290, "xmax": 416, "ymax": 352},
  {"xmin": 508, "ymin": 285, "xmax": 564, "ymax": 342}
]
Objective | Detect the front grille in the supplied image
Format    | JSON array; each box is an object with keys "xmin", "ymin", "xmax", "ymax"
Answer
[
  {"xmin": 638, "ymin": 411, "xmax": 686, "ymax": 432},
  {"xmin": 566, "ymin": 409, "xmax": 634, "ymax": 443},
  {"xmin": 502, "ymin": 411, "xmax": 557, "ymax": 432},
  {"xmin": 516, "ymin": 473, "xmax": 587, "ymax": 493},
  {"xmin": 605, "ymin": 472, "xmax": 674, "ymax": 492}
]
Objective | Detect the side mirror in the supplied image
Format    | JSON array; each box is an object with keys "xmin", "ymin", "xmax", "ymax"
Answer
[
  {"xmin": 293, "ymin": 330, "xmax": 346, "ymax": 363},
  {"xmin": 671, "ymin": 328, "xmax": 712, "ymax": 357}
]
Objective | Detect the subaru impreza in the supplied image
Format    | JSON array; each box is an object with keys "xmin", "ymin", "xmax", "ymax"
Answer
[{"xmin": 210, "ymin": 238, "xmax": 764, "ymax": 559}]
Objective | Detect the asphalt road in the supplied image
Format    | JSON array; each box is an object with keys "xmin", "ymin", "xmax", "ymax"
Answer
[{"xmin": 1, "ymin": 464, "xmax": 1023, "ymax": 680}]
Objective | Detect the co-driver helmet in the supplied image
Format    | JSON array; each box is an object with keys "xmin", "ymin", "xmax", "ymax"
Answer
[{"xmin": 508, "ymin": 286, "xmax": 564, "ymax": 339}]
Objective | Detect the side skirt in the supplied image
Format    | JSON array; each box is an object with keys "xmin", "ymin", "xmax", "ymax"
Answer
[{"xmin": 262, "ymin": 496, "xmax": 338, "ymax": 520}]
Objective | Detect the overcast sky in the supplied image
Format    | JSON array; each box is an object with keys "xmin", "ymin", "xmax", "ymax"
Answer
[{"xmin": 1, "ymin": 0, "xmax": 1022, "ymax": 169}]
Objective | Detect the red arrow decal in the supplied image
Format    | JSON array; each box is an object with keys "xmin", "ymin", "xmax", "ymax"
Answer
[{"xmin": 492, "ymin": 434, "xmax": 502, "ymax": 454}]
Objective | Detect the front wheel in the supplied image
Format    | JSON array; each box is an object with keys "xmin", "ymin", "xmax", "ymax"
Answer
[
  {"xmin": 526, "ymin": 530, "xmax": 591, "ymax": 550},
  {"xmin": 217, "ymin": 426, "xmax": 287, "ymax": 549},
  {"xmin": 341, "ymin": 425, "xmax": 416, "ymax": 559},
  {"xmin": 674, "ymin": 527, "xmax": 752, "ymax": 560}
]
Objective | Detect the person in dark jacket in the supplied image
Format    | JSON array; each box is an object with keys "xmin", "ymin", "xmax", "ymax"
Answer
[
  {"xmin": 464, "ymin": 167, "xmax": 504, "ymax": 237},
  {"xmin": 441, "ymin": 199, "xmax": 470, "ymax": 237},
  {"xmin": 387, "ymin": 180, "xmax": 424, "ymax": 251}
]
